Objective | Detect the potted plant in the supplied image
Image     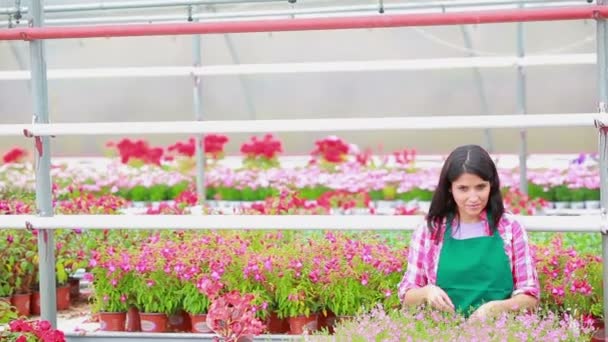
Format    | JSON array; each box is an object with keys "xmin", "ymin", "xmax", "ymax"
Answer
[
  {"xmin": 553, "ymin": 185, "xmax": 572, "ymax": 209},
  {"xmin": 5, "ymin": 230, "xmax": 36, "ymax": 317},
  {"xmin": 180, "ymin": 280, "xmax": 211, "ymax": 333},
  {"xmin": 133, "ymin": 270, "xmax": 181, "ymax": 332},
  {"xmin": 274, "ymin": 252, "xmax": 322, "ymax": 335},
  {"xmin": 585, "ymin": 187, "xmax": 601, "ymax": 209},
  {"xmin": 90, "ymin": 267, "xmax": 133, "ymax": 332}
]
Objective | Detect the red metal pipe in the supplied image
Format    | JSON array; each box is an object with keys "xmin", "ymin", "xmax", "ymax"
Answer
[{"xmin": 0, "ymin": 5, "xmax": 606, "ymax": 41}]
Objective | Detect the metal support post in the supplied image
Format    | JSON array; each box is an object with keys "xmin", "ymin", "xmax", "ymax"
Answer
[
  {"xmin": 193, "ymin": 7, "xmax": 206, "ymax": 205},
  {"xmin": 460, "ymin": 25, "xmax": 494, "ymax": 152},
  {"xmin": 597, "ymin": 0, "xmax": 608, "ymax": 336},
  {"xmin": 517, "ymin": 0, "xmax": 529, "ymax": 194},
  {"xmin": 29, "ymin": 0, "xmax": 56, "ymax": 327}
]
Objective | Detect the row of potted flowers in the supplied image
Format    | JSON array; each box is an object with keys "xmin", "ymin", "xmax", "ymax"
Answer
[
  {"xmin": 0, "ymin": 160, "xmax": 600, "ymax": 206},
  {"xmin": 83, "ymin": 227, "xmax": 602, "ymax": 335},
  {"xmin": 88, "ymin": 229, "xmax": 406, "ymax": 334}
]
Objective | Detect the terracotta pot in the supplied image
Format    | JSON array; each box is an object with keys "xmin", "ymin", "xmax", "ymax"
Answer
[
  {"xmin": 30, "ymin": 292, "xmax": 40, "ymax": 316},
  {"xmin": 68, "ymin": 277, "xmax": 80, "ymax": 300},
  {"xmin": 56, "ymin": 285, "xmax": 70, "ymax": 310},
  {"xmin": 318, "ymin": 311, "xmax": 337, "ymax": 334},
  {"xmin": 266, "ymin": 312, "xmax": 289, "ymax": 334},
  {"xmin": 592, "ymin": 329, "xmax": 608, "ymax": 342},
  {"xmin": 99, "ymin": 312, "xmax": 127, "ymax": 332},
  {"xmin": 189, "ymin": 313, "xmax": 212, "ymax": 333},
  {"xmin": 126, "ymin": 307, "xmax": 141, "ymax": 332},
  {"xmin": 288, "ymin": 314, "xmax": 318, "ymax": 335},
  {"xmin": 593, "ymin": 318, "xmax": 606, "ymax": 331},
  {"xmin": 11, "ymin": 293, "xmax": 31, "ymax": 317},
  {"xmin": 139, "ymin": 312, "xmax": 168, "ymax": 333},
  {"xmin": 168, "ymin": 309, "xmax": 191, "ymax": 332}
]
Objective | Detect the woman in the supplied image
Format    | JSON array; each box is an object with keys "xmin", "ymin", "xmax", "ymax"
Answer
[{"xmin": 398, "ymin": 145, "xmax": 539, "ymax": 319}]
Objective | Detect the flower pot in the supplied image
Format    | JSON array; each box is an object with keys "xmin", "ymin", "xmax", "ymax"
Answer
[
  {"xmin": 317, "ymin": 311, "xmax": 337, "ymax": 334},
  {"xmin": 189, "ymin": 313, "xmax": 212, "ymax": 333},
  {"xmin": 288, "ymin": 314, "xmax": 318, "ymax": 335},
  {"xmin": 586, "ymin": 200, "xmax": 601, "ymax": 209},
  {"xmin": 336, "ymin": 315, "xmax": 355, "ymax": 324},
  {"xmin": 56, "ymin": 285, "xmax": 70, "ymax": 310},
  {"xmin": 68, "ymin": 277, "xmax": 80, "ymax": 300},
  {"xmin": 554, "ymin": 201, "xmax": 570, "ymax": 210},
  {"xmin": 265, "ymin": 312, "xmax": 289, "ymax": 334},
  {"xmin": 30, "ymin": 292, "xmax": 40, "ymax": 316},
  {"xmin": 99, "ymin": 312, "xmax": 126, "ymax": 332},
  {"xmin": 11, "ymin": 292, "xmax": 31, "ymax": 317},
  {"xmin": 139, "ymin": 312, "xmax": 168, "ymax": 333},
  {"xmin": 375, "ymin": 200, "xmax": 395, "ymax": 209},
  {"xmin": 592, "ymin": 328, "xmax": 608, "ymax": 341},
  {"xmin": 168, "ymin": 309, "xmax": 191, "ymax": 332},
  {"xmin": 126, "ymin": 306, "xmax": 141, "ymax": 332},
  {"xmin": 570, "ymin": 201, "xmax": 585, "ymax": 210}
]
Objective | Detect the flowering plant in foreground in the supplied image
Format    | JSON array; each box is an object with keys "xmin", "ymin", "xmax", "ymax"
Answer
[
  {"xmin": 533, "ymin": 235, "xmax": 603, "ymax": 318},
  {"xmin": 206, "ymin": 290, "xmax": 265, "ymax": 342},
  {"xmin": 0, "ymin": 319, "xmax": 66, "ymax": 342},
  {"xmin": 308, "ymin": 305, "xmax": 593, "ymax": 342}
]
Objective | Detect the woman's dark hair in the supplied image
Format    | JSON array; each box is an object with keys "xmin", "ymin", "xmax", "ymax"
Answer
[{"xmin": 427, "ymin": 144, "xmax": 504, "ymax": 240}]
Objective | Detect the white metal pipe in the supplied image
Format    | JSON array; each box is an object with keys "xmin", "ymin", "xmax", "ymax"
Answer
[
  {"xmin": 0, "ymin": 0, "xmax": 285, "ymax": 15},
  {"xmin": 0, "ymin": 0, "xmax": 584, "ymax": 18},
  {"xmin": 0, "ymin": 54, "xmax": 597, "ymax": 81},
  {"xmin": 0, "ymin": 0, "xmax": 586, "ymax": 27},
  {"xmin": 0, "ymin": 113, "xmax": 602, "ymax": 137},
  {"xmin": 0, "ymin": 214, "xmax": 602, "ymax": 232}
]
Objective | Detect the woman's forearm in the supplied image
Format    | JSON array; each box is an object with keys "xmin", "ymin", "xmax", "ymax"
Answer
[
  {"xmin": 402, "ymin": 286, "xmax": 429, "ymax": 307},
  {"xmin": 497, "ymin": 293, "xmax": 539, "ymax": 312}
]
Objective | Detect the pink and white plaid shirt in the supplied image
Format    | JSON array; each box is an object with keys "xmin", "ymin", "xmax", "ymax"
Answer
[{"xmin": 397, "ymin": 212, "xmax": 540, "ymax": 302}]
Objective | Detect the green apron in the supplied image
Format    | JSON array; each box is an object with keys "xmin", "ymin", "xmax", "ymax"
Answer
[{"xmin": 435, "ymin": 214, "xmax": 514, "ymax": 317}]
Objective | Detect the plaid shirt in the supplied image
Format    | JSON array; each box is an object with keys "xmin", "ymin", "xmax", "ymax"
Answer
[{"xmin": 398, "ymin": 212, "xmax": 540, "ymax": 302}]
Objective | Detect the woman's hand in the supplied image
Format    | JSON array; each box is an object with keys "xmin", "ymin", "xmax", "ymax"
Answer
[
  {"xmin": 469, "ymin": 300, "xmax": 503, "ymax": 320},
  {"xmin": 424, "ymin": 285, "xmax": 455, "ymax": 313}
]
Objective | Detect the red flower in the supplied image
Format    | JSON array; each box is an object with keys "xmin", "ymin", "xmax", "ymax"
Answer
[
  {"xmin": 310, "ymin": 136, "xmax": 350, "ymax": 164},
  {"xmin": 2, "ymin": 147, "xmax": 27, "ymax": 164},
  {"xmin": 240, "ymin": 134, "xmax": 282, "ymax": 160}
]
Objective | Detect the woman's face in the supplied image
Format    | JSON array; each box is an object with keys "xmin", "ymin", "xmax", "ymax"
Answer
[{"xmin": 450, "ymin": 172, "xmax": 491, "ymax": 222}]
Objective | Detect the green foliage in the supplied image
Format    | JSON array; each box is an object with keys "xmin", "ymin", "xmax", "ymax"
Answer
[{"xmin": 180, "ymin": 282, "xmax": 210, "ymax": 315}]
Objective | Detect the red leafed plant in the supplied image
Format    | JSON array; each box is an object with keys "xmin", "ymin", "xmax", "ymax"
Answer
[
  {"xmin": 2, "ymin": 147, "xmax": 27, "ymax": 164},
  {"xmin": 206, "ymin": 290, "xmax": 265, "ymax": 342},
  {"xmin": 1, "ymin": 319, "xmax": 66, "ymax": 342}
]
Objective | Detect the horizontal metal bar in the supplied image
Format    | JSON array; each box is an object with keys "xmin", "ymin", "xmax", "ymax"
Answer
[
  {"xmin": 0, "ymin": 113, "xmax": 602, "ymax": 137},
  {"xmin": 0, "ymin": 54, "xmax": 596, "ymax": 80},
  {"xmin": 0, "ymin": 6, "xmax": 605, "ymax": 41},
  {"xmin": 0, "ymin": 0, "xmax": 285, "ymax": 15},
  {"xmin": 0, "ymin": 0, "xmax": 584, "ymax": 16},
  {"xmin": 0, "ymin": 214, "xmax": 602, "ymax": 232},
  {"xmin": 64, "ymin": 332, "xmax": 296, "ymax": 342},
  {"xmin": 0, "ymin": 0, "xmax": 586, "ymax": 27}
]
